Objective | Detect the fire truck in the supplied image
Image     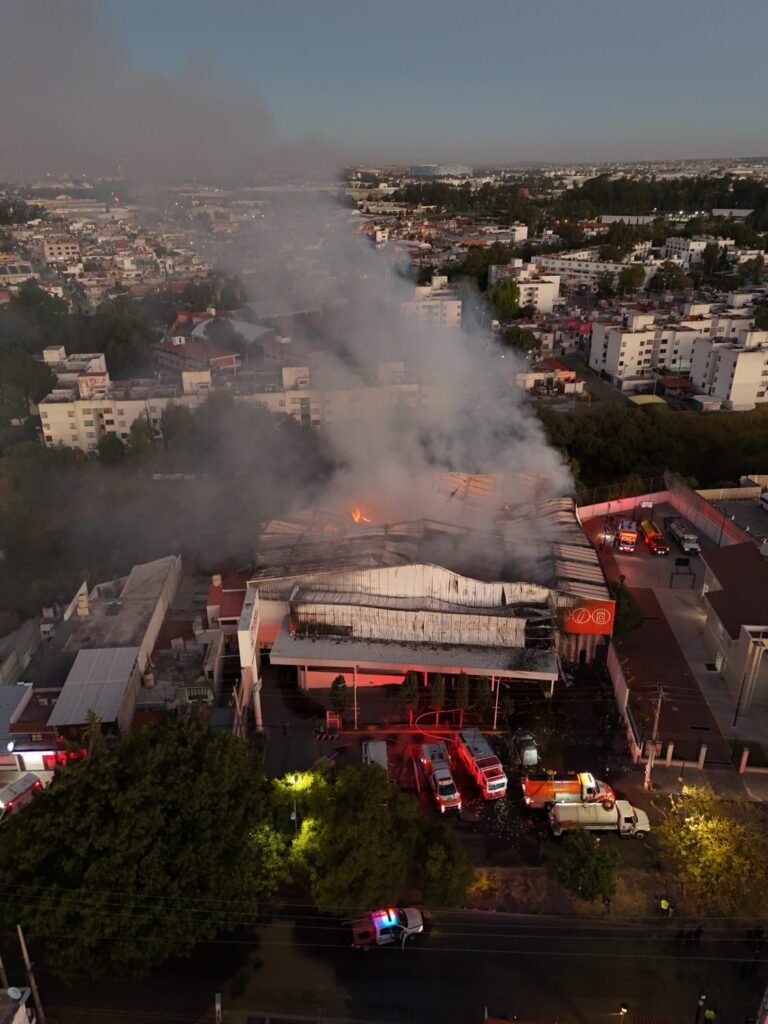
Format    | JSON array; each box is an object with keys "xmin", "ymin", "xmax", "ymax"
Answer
[
  {"xmin": 455, "ymin": 729, "xmax": 507, "ymax": 800},
  {"xmin": 420, "ymin": 742, "xmax": 462, "ymax": 813},
  {"xmin": 617, "ymin": 520, "xmax": 638, "ymax": 553},
  {"xmin": 521, "ymin": 772, "xmax": 615, "ymax": 811},
  {"xmin": 639, "ymin": 519, "xmax": 670, "ymax": 556}
]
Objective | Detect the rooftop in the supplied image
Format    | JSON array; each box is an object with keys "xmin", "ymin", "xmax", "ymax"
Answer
[
  {"xmin": 48, "ymin": 646, "xmax": 139, "ymax": 727},
  {"xmin": 701, "ymin": 542, "xmax": 768, "ymax": 639}
]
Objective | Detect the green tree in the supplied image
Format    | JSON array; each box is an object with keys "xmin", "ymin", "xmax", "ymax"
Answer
[
  {"xmin": 400, "ymin": 670, "xmax": 420, "ymax": 716},
  {"xmin": 329, "ymin": 675, "xmax": 349, "ymax": 715},
  {"xmin": 429, "ymin": 673, "xmax": 445, "ymax": 713},
  {"xmin": 608, "ymin": 580, "xmax": 644, "ymax": 639},
  {"xmin": 126, "ymin": 416, "xmax": 154, "ymax": 461},
  {"xmin": 502, "ymin": 326, "xmax": 540, "ymax": 353},
  {"xmin": 487, "ymin": 278, "xmax": 520, "ymax": 321},
  {"xmin": 455, "ymin": 671, "xmax": 470, "ymax": 711},
  {"xmin": 755, "ymin": 302, "xmax": 768, "ymax": 331},
  {"xmin": 658, "ymin": 786, "xmax": 768, "ymax": 915},
  {"xmin": 82, "ymin": 709, "xmax": 107, "ymax": 757},
  {"xmin": 0, "ymin": 719, "xmax": 278, "ymax": 978},
  {"xmin": 421, "ymin": 824, "xmax": 473, "ymax": 906},
  {"xmin": 617, "ymin": 265, "xmax": 646, "ymax": 295},
  {"xmin": 649, "ymin": 261, "xmax": 691, "ymax": 293},
  {"xmin": 96, "ymin": 433, "xmax": 125, "ymax": 464},
  {"xmin": 596, "ymin": 271, "xmax": 616, "ymax": 300},
  {"xmin": 475, "ymin": 677, "xmax": 492, "ymax": 718},
  {"xmin": 0, "ymin": 383, "xmax": 26, "ymax": 424},
  {"xmin": 553, "ymin": 828, "xmax": 621, "ymax": 903},
  {"xmin": 291, "ymin": 765, "xmax": 422, "ymax": 914}
]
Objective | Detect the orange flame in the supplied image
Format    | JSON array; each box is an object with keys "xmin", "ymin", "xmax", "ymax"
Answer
[{"xmin": 351, "ymin": 507, "xmax": 372, "ymax": 524}]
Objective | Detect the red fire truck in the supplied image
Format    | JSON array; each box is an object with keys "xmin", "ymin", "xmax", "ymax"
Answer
[
  {"xmin": 617, "ymin": 520, "xmax": 638, "ymax": 553},
  {"xmin": 455, "ymin": 729, "xmax": 507, "ymax": 800}
]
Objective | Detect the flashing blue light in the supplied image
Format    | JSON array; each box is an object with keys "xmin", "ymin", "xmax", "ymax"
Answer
[{"xmin": 373, "ymin": 908, "xmax": 398, "ymax": 928}]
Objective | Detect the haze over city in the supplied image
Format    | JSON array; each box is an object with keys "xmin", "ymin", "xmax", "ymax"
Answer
[{"xmin": 1, "ymin": 3, "xmax": 768, "ymax": 1024}]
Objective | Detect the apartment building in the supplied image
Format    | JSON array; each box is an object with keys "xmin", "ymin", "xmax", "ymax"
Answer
[
  {"xmin": 42, "ymin": 237, "xmax": 81, "ymax": 263},
  {"xmin": 39, "ymin": 379, "xmax": 196, "ymax": 451},
  {"xmin": 488, "ymin": 263, "xmax": 561, "ymax": 313},
  {"xmin": 401, "ymin": 275, "xmax": 462, "ymax": 328},
  {"xmin": 690, "ymin": 330, "xmax": 768, "ymax": 409},
  {"xmin": 531, "ymin": 251, "xmax": 654, "ymax": 290},
  {"xmin": 589, "ymin": 306, "xmax": 756, "ymax": 386},
  {"xmin": 243, "ymin": 362, "xmax": 443, "ymax": 428}
]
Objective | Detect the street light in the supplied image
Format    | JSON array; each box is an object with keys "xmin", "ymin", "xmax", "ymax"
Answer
[
  {"xmin": 694, "ymin": 993, "xmax": 707, "ymax": 1024},
  {"xmin": 619, "ymin": 1004, "xmax": 629, "ymax": 1018}
]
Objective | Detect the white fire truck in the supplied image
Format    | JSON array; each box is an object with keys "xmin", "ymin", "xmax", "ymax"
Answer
[
  {"xmin": 455, "ymin": 729, "xmax": 507, "ymax": 800},
  {"xmin": 420, "ymin": 742, "xmax": 462, "ymax": 813}
]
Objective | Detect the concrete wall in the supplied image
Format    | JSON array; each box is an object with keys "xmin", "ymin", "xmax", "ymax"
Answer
[
  {"xmin": 577, "ymin": 491, "xmax": 669, "ymax": 522},
  {"xmin": 606, "ymin": 642, "xmax": 642, "ymax": 761}
]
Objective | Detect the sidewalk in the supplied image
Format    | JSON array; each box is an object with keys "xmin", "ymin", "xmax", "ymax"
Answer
[{"xmin": 628, "ymin": 764, "xmax": 768, "ymax": 802}]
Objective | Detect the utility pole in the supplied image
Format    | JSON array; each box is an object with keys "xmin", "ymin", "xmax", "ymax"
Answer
[
  {"xmin": 17, "ymin": 925, "xmax": 45, "ymax": 1024},
  {"xmin": 644, "ymin": 685, "xmax": 665, "ymax": 792}
]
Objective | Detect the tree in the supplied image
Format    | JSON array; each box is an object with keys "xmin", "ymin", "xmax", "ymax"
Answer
[
  {"xmin": 755, "ymin": 302, "xmax": 768, "ymax": 331},
  {"xmin": 617, "ymin": 265, "xmax": 646, "ymax": 296},
  {"xmin": 0, "ymin": 719, "xmax": 279, "ymax": 978},
  {"xmin": 649, "ymin": 261, "xmax": 691, "ymax": 293},
  {"xmin": 596, "ymin": 271, "xmax": 616, "ymax": 300},
  {"xmin": 487, "ymin": 278, "xmax": 520, "ymax": 321},
  {"xmin": 429, "ymin": 673, "xmax": 445, "ymax": 713},
  {"xmin": 126, "ymin": 416, "xmax": 154, "ymax": 461},
  {"xmin": 421, "ymin": 824, "xmax": 474, "ymax": 906},
  {"xmin": 608, "ymin": 581, "xmax": 644, "ymax": 638},
  {"xmin": 0, "ymin": 383, "xmax": 26, "ymax": 425},
  {"xmin": 291, "ymin": 765, "xmax": 422, "ymax": 914},
  {"xmin": 96, "ymin": 433, "xmax": 125, "ymax": 464},
  {"xmin": 400, "ymin": 670, "xmax": 420, "ymax": 717},
  {"xmin": 658, "ymin": 786, "xmax": 768, "ymax": 916},
  {"xmin": 329, "ymin": 675, "xmax": 349, "ymax": 715},
  {"xmin": 475, "ymin": 677, "xmax": 492, "ymax": 718},
  {"xmin": 502, "ymin": 326, "xmax": 540, "ymax": 353},
  {"xmin": 82, "ymin": 709, "xmax": 107, "ymax": 757},
  {"xmin": 455, "ymin": 671, "xmax": 470, "ymax": 711},
  {"xmin": 553, "ymin": 828, "xmax": 620, "ymax": 903}
]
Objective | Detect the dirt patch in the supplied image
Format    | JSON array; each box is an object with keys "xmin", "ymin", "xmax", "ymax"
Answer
[{"xmin": 465, "ymin": 864, "xmax": 665, "ymax": 918}]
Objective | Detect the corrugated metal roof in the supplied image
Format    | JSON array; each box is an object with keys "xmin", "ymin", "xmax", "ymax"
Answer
[{"xmin": 48, "ymin": 647, "xmax": 139, "ymax": 727}]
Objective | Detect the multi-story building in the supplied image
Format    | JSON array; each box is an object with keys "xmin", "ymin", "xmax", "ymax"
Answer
[
  {"xmin": 39, "ymin": 377, "xmax": 196, "ymax": 451},
  {"xmin": 488, "ymin": 263, "xmax": 561, "ymax": 313},
  {"xmin": 532, "ymin": 251, "xmax": 654, "ymax": 290},
  {"xmin": 662, "ymin": 236, "xmax": 709, "ymax": 265},
  {"xmin": 690, "ymin": 330, "xmax": 768, "ymax": 409},
  {"xmin": 42, "ymin": 237, "xmax": 81, "ymax": 263},
  {"xmin": 401, "ymin": 275, "xmax": 462, "ymax": 329},
  {"xmin": 589, "ymin": 305, "xmax": 756, "ymax": 386}
]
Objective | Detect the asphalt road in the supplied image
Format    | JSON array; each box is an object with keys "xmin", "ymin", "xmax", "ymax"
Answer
[{"xmin": 42, "ymin": 910, "xmax": 768, "ymax": 1024}]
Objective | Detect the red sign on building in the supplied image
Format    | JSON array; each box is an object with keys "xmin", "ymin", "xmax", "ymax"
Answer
[{"xmin": 563, "ymin": 599, "xmax": 615, "ymax": 636}]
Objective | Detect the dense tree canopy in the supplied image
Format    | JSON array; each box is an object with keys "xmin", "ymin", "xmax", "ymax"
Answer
[
  {"xmin": 553, "ymin": 828, "xmax": 621, "ymax": 903},
  {"xmin": 539, "ymin": 404, "xmax": 768, "ymax": 492},
  {"xmin": 0, "ymin": 719, "xmax": 280, "ymax": 978},
  {"xmin": 487, "ymin": 278, "xmax": 520, "ymax": 320},
  {"xmin": 658, "ymin": 786, "xmax": 768, "ymax": 916}
]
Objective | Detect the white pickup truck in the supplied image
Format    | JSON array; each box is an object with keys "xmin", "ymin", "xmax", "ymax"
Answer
[{"xmin": 549, "ymin": 799, "xmax": 650, "ymax": 839}]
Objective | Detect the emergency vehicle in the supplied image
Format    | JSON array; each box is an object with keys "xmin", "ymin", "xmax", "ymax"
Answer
[
  {"xmin": 639, "ymin": 519, "xmax": 670, "ymax": 556},
  {"xmin": 455, "ymin": 729, "xmax": 507, "ymax": 800},
  {"xmin": 617, "ymin": 520, "xmax": 638, "ymax": 553},
  {"xmin": 0, "ymin": 773, "xmax": 42, "ymax": 823},
  {"xmin": 668, "ymin": 520, "xmax": 700, "ymax": 554},
  {"xmin": 521, "ymin": 772, "xmax": 615, "ymax": 811},
  {"xmin": 351, "ymin": 907, "xmax": 424, "ymax": 949},
  {"xmin": 420, "ymin": 742, "xmax": 461, "ymax": 813}
]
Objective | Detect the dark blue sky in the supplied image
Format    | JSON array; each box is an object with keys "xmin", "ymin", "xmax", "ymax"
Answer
[{"xmin": 62, "ymin": 0, "xmax": 768, "ymax": 163}]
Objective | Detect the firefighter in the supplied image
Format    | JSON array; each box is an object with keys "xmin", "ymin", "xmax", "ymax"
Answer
[{"xmin": 659, "ymin": 897, "xmax": 673, "ymax": 917}]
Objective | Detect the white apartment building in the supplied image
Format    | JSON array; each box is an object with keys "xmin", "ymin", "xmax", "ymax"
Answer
[
  {"xmin": 401, "ymin": 275, "xmax": 462, "ymax": 329},
  {"xmin": 531, "ymin": 251, "xmax": 655, "ymax": 290},
  {"xmin": 39, "ymin": 379, "xmax": 195, "ymax": 451},
  {"xmin": 662, "ymin": 237, "xmax": 709, "ymax": 265},
  {"xmin": 488, "ymin": 263, "xmax": 561, "ymax": 313},
  {"xmin": 690, "ymin": 331, "xmax": 768, "ymax": 410},
  {"xmin": 41, "ymin": 346, "xmax": 107, "ymax": 390},
  {"xmin": 588, "ymin": 305, "xmax": 755, "ymax": 385}
]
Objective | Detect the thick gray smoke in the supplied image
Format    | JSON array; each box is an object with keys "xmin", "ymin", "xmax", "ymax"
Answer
[
  {"xmin": 223, "ymin": 199, "xmax": 573, "ymax": 532},
  {"xmin": 0, "ymin": 0, "xmax": 341, "ymax": 182}
]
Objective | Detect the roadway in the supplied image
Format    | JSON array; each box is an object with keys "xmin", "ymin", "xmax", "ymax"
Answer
[{"xmin": 41, "ymin": 909, "xmax": 768, "ymax": 1024}]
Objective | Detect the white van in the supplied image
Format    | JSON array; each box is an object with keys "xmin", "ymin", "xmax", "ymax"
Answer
[
  {"xmin": 669, "ymin": 520, "xmax": 701, "ymax": 554},
  {"xmin": 362, "ymin": 740, "xmax": 389, "ymax": 772}
]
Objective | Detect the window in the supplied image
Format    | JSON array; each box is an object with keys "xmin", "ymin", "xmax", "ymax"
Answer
[
  {"xmin": 105, "ymin": 419, "xmax": 114, "ymax": 425},
  {"xmin": 82, "ymin": 408, "xmax": 92, "ymax": 414},
  {"xmin": 758, "ymin": 391, "xmax": 766, "ymax": 398},
  {"xmin": 117, "ymin": 408, "xmax": 125, "ymax": 415},
  {"xmin": 121, "ymin": 432, "xmax": 129, "ymax": 439},
  {"xmin": 40, "ymin": 411, "xmax": 48, "ymax": 419},
  {"xmin": 83, "ymin": 419, "xmax": 94, "ymax": 426},
  {"xmin": 86, "ymin": 431, "xmax": 96, "ymax": 438},
  {"xmin": 103, "ymin": 407, "xmax": 112, "ymax": 413},
  {"xmin": 67, "ymin": 411, "xmax": 75, "ymax": 418}
]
